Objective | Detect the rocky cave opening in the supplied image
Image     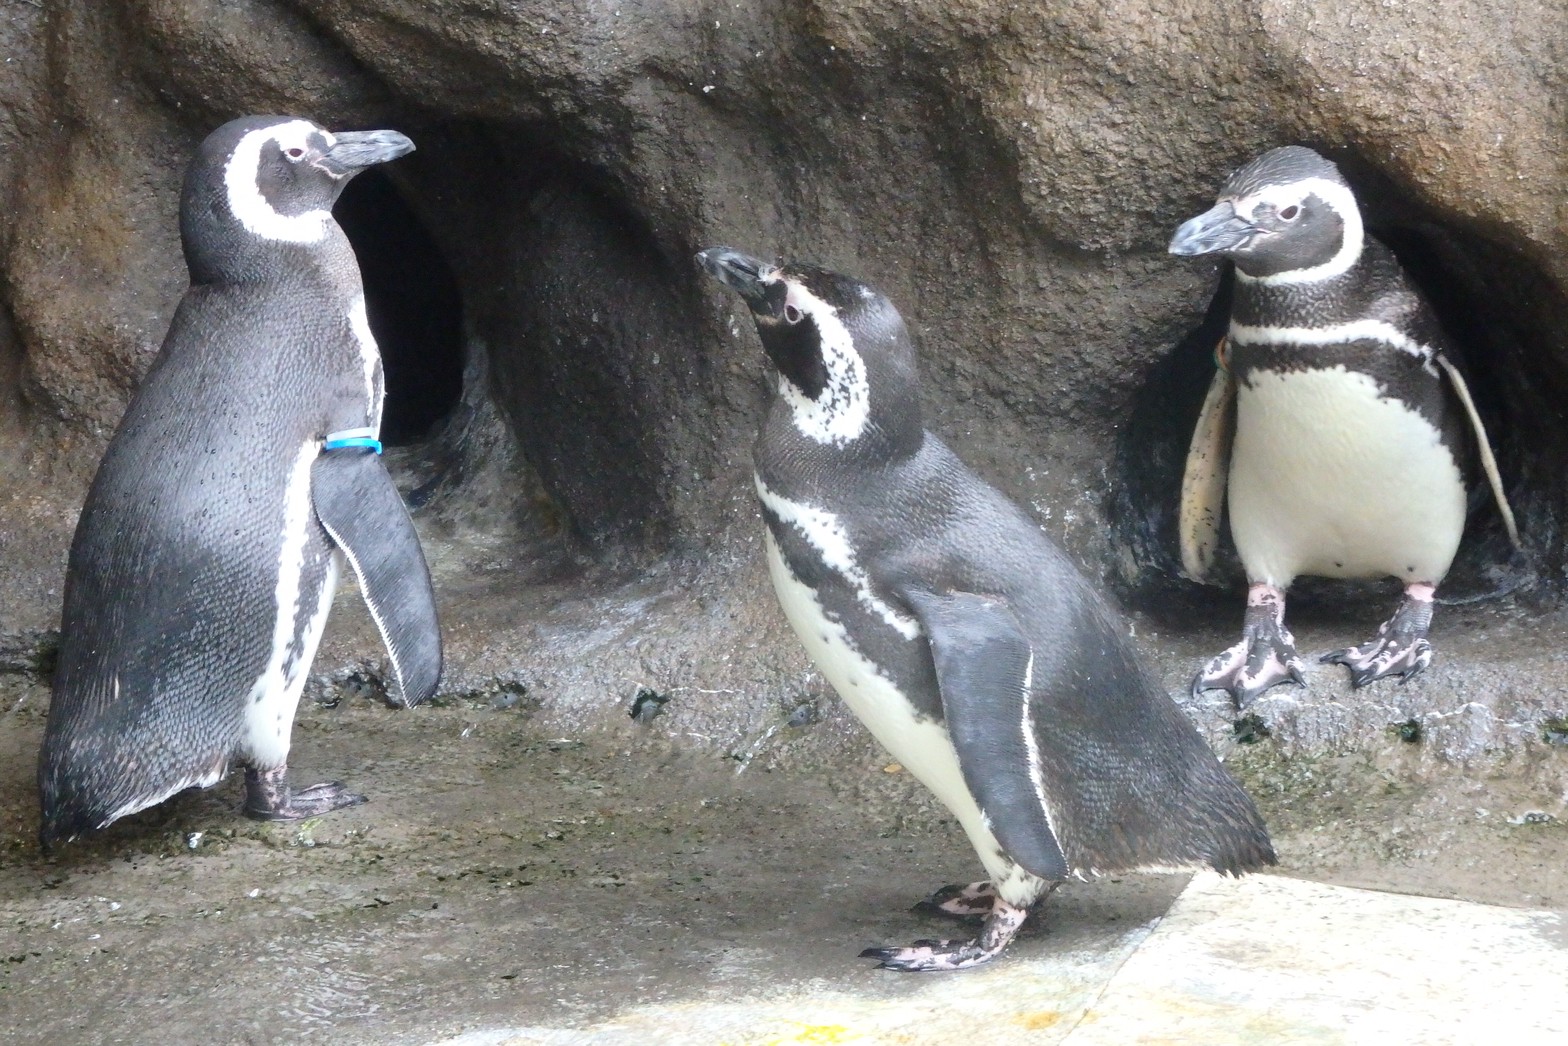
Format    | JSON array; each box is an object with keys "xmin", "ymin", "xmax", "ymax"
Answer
[
  {"xmin": 319, "ymin": 120, "xmax": 732, "ymax": 576},
  {"xmin": 1110, "ymin": 152, "xmax": 1564, "ymax": 625},
  {"xmin": 334, "ymin": 167, "xmax": 467, "ymax": 448}
]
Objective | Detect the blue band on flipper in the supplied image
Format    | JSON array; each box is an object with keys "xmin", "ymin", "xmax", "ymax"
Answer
[{"xmin": 324, "ymin": 427, "xmax": 382, "ymax": 454}]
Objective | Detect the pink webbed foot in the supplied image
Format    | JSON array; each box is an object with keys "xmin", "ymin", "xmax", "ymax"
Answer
[
  {"xmin": 1193, "ymin": 584, "xmax": 1306, "ymax": 708},
  {"xmin": 862, "ymin": 893, "xmax": 1030, "ymax": 972},
  {"xmin": 243, "ymin": 766, "xmax": 367, "ymax": 821},
  {"xmin": 1323, "ymin": 584, "xmax": 1436, "ymax": 688},
  {"xmin": 914, "ymin": 880, "xmax": 997, "ymax": 919}
]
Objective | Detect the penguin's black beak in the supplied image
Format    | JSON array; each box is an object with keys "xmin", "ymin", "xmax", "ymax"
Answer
[
  {"xmin": 696, "ymin": 247, "xmax": 776, "ymax": 308},
  {"xmin": 316, "ymin": 129, "xmax": 416, "ymax": 179},
  {"xmin": 1169, "ymin": 200, "xmax": 1255, "ymax": 256}
]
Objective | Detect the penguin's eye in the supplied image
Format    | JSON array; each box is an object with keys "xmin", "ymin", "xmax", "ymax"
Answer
[
  {"xmin": 1279, "ymin": 205, "xmax": 1301, "ymax": 221},
  {"xmin": 784, "ymin": 304, "xmax": 803, "ymax": 324},
  {"xmin": 284, "ymin": 147, "xmax": 306, "ymax": 162}
]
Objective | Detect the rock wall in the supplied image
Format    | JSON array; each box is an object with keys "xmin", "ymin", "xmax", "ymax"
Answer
[{"xmin": 2, "ymin": 0, "xmax": 1567, "ymax": 757}]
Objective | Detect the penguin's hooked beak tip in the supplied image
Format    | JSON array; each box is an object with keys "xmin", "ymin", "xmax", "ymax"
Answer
[
  {"xmin": 317, "ymin": 129, "xmax": 416, "ymax": 179},
  {"xmin": 696, "ymin": 247, "xmax": 775, "ymax": 307},
  {"xmin": 1169, "ymin": 200, "xmax": 1254, "ymax": 257}
]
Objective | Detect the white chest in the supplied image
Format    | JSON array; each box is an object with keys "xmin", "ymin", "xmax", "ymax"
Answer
[
  {"xmin": 1228, "ymin": 366, "xmax": 1466, "ymax": 584},
  {"xmin": 762, "ymin": 526, "xmax": 1043, "ymax": 899},
  {"xmin": 240, "ymin": 441, "xmax": 341, "ymax": 767}
]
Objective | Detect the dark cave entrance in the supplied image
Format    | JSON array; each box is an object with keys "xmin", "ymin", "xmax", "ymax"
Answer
[
  {"xmin": 323, "ymin": 119, "xmax": 722, "ymax": 564},
  {"xmin": 1110, "ymin": 160, "xmax": 1563, "ymax": 619},
  {"xmin": 334, "ymin": 168, "xmax": 466, "ymax": 447}
]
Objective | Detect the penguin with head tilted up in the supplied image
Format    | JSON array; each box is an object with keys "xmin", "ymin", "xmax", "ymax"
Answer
[
  {"xmin": 697, "ymin": 247, "xmax": 1275, "ymax": 971},
  {"xmin": 1170, "ymin": 146, "xmax": 1518, "ymax": 708},
  {"xmin": 38, "ymin": 116, "xmax": 442, "ymax": 849}
]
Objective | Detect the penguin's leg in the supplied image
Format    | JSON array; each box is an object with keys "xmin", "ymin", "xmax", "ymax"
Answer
[
  {"xmin": 1321, "ymin": 582, "xmax": 1436, "ymax": 688},
  {"xmin": 1193, "ymin": 583, "xmax": 1307, "ymax": 708},
  {"xmin": 243, "ymin": 766, "xmax": 368, "ymax": 821},
  {"xmin": 916, "ymin": 880, "xmax": 997, "ymax": 919},
  {"xmin": 861, "ymin": 891, "xmax": 1040, "ymax": 972}
]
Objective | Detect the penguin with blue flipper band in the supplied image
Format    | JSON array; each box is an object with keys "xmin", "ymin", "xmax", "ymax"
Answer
[
  {"xmin": 38, "ymin": 116, "xmax": 442, "ymax": 848},
  {"xmin": 1170, "ymin": 145, "xmax": 1519, "ymax": 707},
  {"xmin": 698, "ymin": 247, "xmax": 1275, "ymax": 971}
]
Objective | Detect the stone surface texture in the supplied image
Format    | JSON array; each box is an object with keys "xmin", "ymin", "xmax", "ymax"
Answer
[
  {"xmin": 1067, "ymin": 872, "xmax": 1568, "ymax": 1046},
  {"xmin": 5, "ymin": 6, "xmax": 1568, "ymax": 1042}
]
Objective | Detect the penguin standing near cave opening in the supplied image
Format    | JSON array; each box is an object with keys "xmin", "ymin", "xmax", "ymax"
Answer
[
  {"xmin": 1170, "ymin": 146, "xmax": 1518, "ymax": 708},
  {"xmin": 38, "ymin": 116, "xmax": 443, "ymax": 849},
  {"xmin": 697, "ymin": 247, "xmax": 1275, "ymax": 971}
]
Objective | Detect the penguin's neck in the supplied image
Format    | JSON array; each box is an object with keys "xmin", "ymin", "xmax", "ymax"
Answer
[
  {"xmin": 189, "ymin": 226, "xmax": 362, "ymax": 297},
  {"xmin": 1230, "ymin": 239, "xmax": 1394, "ymax": 331},
  {"xmin": 755, "ymin": 381, "xmax": 924, "ymax": 494}
]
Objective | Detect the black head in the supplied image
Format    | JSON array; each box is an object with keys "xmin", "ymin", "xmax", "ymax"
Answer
[
  {"xmin": 697, "ymin": 247, "xmax": 921, "ymax": 452},
  {"xmin": 181, "ymin": 115, "xmax": 415, "ymax": 281},
  {"xmin": 1169, "ymin": 146, "xmax": 1364, "ymax": 282}
]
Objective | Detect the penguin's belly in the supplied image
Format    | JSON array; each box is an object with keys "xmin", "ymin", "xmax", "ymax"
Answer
[
  {"xmin": 1229, "ymin": 366, "xmax": 1466, "ymax": 586},
  {"xmin": 762, "ymin": 530, "xmax": 1043, "ymax": 902}
]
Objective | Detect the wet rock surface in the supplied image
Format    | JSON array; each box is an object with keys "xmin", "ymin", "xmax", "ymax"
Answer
[{"xmin": 2, "ymin": 658, "xmax": 1567, "ymax": 1042}]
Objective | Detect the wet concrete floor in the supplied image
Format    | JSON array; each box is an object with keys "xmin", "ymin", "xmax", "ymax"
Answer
[{"xmin": 3, "ymin": 612, "xmax": 1568, "ymax": 1044}]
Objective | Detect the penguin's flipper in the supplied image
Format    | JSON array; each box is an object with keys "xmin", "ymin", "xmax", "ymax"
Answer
[
  {"xmin": 1179, "ymin": 344, "xmax": 1236, "ymax": 582},
  {"xmin": 311, "ymin": 449, "xmax": 443, "ymax": 707},
  {"xmin": 1434, "ymin": 354, "xmax": 1520, "ymax": 550},
  {"xmin": 904, "ymin": 589, "xmax": 1069, "ymax": 882}
]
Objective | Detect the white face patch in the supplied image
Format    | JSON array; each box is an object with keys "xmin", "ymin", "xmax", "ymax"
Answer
[
  {"xmin": 348, "ymin": 294, "xmax": 385, "ymax": 431},
  {"xmin": 1231, "ymin": 176, "xmax": 1364, "ymax": 286},
  {"xmin": 755, "ymin": 474, "xmax": 920, "ymax": 640},
  {"xmin": 767, "ymin": 276, "xmax": 872, "ymax": 446},
  {"xmin": 1229, "ymin": 318, "xmax": 1437, "ymax": 375},
  {"xmin": 223, "ymin": 120, "xmax": 336, "ymax": 244}
]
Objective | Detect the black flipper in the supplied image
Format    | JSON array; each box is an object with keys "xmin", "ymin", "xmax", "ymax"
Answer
[
  {"xmin": 311, "ymin": 448, "xmax": 442, "ymax": 707},
  {"xmin": 905, "ymin": 589, "xmax": 1069, "ymax": 881}
]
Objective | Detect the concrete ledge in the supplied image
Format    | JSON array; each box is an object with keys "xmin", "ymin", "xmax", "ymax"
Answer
[
  {"xmin": 437, "ymin": 874, "xmax": 1568, "ymax": 1045},
  {"xmin": 1069, "ymin": 873, "xmax": 1568, "ymax": 1046}
]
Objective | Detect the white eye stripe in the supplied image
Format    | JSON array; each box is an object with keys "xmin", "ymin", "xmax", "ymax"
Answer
[
  {"xmin": 222, "ymin": 120, "xmax": 332, "ymax": 244},
  {"xmin": 1232, "ymin": 176, "xmax": 1364, "ymax": 286},
  {"xmin": 777, "ymin": 281, "xmax": 871, "ymax": 446}
]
